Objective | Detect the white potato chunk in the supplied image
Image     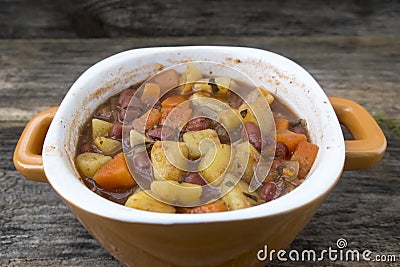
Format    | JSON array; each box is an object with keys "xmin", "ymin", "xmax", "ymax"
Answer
[
  {"xmin": 93, "ymin": 137, "xmax": 122, "ymax": 155},
  {"xmin": 246, "ymin": 85, "xmax": 274, "ymax": 106},
  {"xmin": 76, "ymin": 152, "xmax": 112, "ymax": 177},
  {"xmin": 91, "ymin": 119, "xmax": 113, "ymax": 138},
  {"xmin": 219, "ymin": 108, "xmax": 242, "ymax": 131},
  {"xmin": 150, "ymin": 181, "xmax": 202, "ymax": 206},
  {"xmin": 183, "ymin": 129, "xmax": 221, "ymax": 159},
  {"xmin": 238, "ymin": 104, "xmax": 258, "ymax": 124},
  {"xmin": 222, "ymin": 179, "xmax": 262, "ymax": 211},
  {"xmin": 140, "ymin": 83, "xmax": 161, "ymax": 106},
  {"xmin": 193, "ymin": 77, "xmax": 236, "ymax": 95},
  {"xmin": 125, "ymin": 191, "xmax": 176, "ymax": 213},
  {"xmin": 229, "ymin": 142, "xmax": 260, "ymax": 184},
  {"xmin": 199, "ymin": 144, "xmax": 231, "ymax": 185},
  {"xmin": 130, "ymin": 129, "xmax": 151, "ymax": 147},
  {"xmin": 179, "ymin": 63, "xmax": 203, "ymax": 93},
  {"xmin": 151, "ymin": 141, "xmax": 189, "ymax": 181}
]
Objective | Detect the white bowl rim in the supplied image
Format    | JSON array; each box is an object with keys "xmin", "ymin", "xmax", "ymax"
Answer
[{"xmin": 43, "ymin": 46, "xmax": 345, "ymax": 224}]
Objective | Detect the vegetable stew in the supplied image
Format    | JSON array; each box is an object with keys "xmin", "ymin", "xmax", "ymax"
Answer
[{"xmin": 75, "ymin": 63, "xmax": 319, "ymax": 213}]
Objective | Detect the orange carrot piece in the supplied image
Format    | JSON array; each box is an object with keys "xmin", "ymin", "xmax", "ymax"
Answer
[
  {"xmin": 276, "ymin": 129, "xmax": 307, "ymax": 154},
  {"xmin": 160, "ymin": 107, "xmax": 173, "ymax": 124},
  {"xmin": 161, "ymin": 95, "xmax": 186, "ymax": 108},
  {"xmin": 93, "ymin": 153, "xmax": 136, "ymax": 189},
  {"xmin": 274, "ymin": 117, "xmax": 290, "ymax": 131},
  {"xmin": 186, "ymin": 200, "xmax": 228, "ymax": 214},
  {"xmin": 132, "ymin": 108, "xmax": 161, "ymax": 133},
  {"xmin": 291, "ymin": 141, "xmax": 319, "ymax": 179}
]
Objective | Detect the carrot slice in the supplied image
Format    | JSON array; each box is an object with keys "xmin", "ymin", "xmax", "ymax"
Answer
[
  {"xmin": 161, "ymin": 96, "xmax": 186, "ymax": 108},
  {"xmin": 93, "ymin": 153, "xmax": 136, "ymax": 189},
  {"xmin": 274, "ymin": 117, "xmax": 290, "ymax": 131},
  {"xmin": 276, "ymin": 129, "xmax": 307, "ymax": 154},
  {"xmin": 132, "ymin": 108, "xmax": 161, "ymax": 133},
  {"xmin": 186, "ymin": 200, "xmax": 228, "ymax": 214},
  {"xmin": 160, "ymin": 107, "xmax": 173, "ymax": 124},
  {"xmin": 291, "ymin": 141, "xmax": 319, "ymax": 179}
]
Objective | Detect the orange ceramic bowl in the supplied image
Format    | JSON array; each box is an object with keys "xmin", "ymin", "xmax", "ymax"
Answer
[{"xmin": 14, "ymin": 46, "xmax": 386, "ymax": 266}]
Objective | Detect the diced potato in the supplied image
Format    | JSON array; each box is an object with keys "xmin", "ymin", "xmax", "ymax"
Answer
[
  {"xmin": 229, "ymin": 142, "xmax": 260, "ymax": 184},
  {"xmin": 222, "ymin": 179, "xmax": 262, "ymax": 211},
  {"xmin": 150, "ymin": 181, "xmax": 202, "ymax": 206},
  {"xmin": 130, "ymin": 129, "xmax": 151, "ymax": 147},
  {"xmin": 183, "ymin": 129, "xmax": 221, "ymax": 159},
  {"xmin": 153, "ymin": 69, "xmax": 180, "ymax": 92},
  {"xmin": 238, "ymin": 104, "xmax": 258, "ymax": 124},
  {"xmin": 140, "ymin": 83, "xmax": 161, "ymax": 106},
  {"xmin": 199, "ymin": 144, "xmax": 231, "ymax": 185},
  {"xmin": 219, "ymin": 108, "xmax": 243, "ymax": 131},
  {"xmin": 93, "ymin": 137, "xmax": 122, "ymax": 155},
  {"xmin": 76, "ymin": 152, "xmax": 112, "ymax": 177},
  {"xmin": 180, "ymin": 63, "xmax": 203, "ymax": 93},
  {"xmin": 91, "ymin": 119, "xmax": 113, "ymax": 138},
  {"xmin": 193, "ymin": 77, "xmax": 236, "ymax": 95},
  {"xmin": 151, "ymin": 141, "xmax": 189, "ymax": 181},
  {"xmin": 125, "ymin": 190, "xmax": 176, "ymax": 213},
  {"xmin": 246, "ymin": 86, "xmax": 274, "ymax": 106},
  {"xmin": 190, "ymin": 92, "xmax": 226, "ymax": 113}
]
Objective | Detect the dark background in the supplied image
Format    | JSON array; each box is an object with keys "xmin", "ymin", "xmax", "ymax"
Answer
[{"xmin": 1, "ymin": 0, "xmax": 399, "ymax": 38}]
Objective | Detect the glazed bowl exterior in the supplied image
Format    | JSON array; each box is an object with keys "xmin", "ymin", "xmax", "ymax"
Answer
[{"xmin": 40, "ymin": 46, "xmax": 345, "ymax": 266}]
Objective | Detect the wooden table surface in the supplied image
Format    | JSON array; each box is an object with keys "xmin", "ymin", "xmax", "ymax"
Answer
[
  {"xmin": 1, "ymin": 1, "xmax": 399, "ymax": 266},
  {"xmin": 1, "ymin": 36, "xmax": 399, "ymax": 267}
]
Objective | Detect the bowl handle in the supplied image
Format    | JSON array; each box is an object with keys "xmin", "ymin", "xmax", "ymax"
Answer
[
  {"xmin": 13, "ymin": 107, "xmax": 59, "ymax": 183},
  {"xmin": 329, "ymin": 97, "xmax": 386, "ymax": 171}
]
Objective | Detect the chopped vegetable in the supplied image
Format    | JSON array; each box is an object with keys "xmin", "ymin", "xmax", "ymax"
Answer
[
  {"xmin": 161, "ymin": 95, "xmax": 186, "ymax": 108},
  {"xmin": 151, "ymin": 141, "xmax": 189, "ymax": 181},
  {"xmin": 222, "ymin": 179, "xmax": 262, "ymax": 210},
  {"xmin": 93, "ymin": 137, "xmax": 122, "ymax": 155},
  {"xmin": 76, "ymin": 152, "xmax": 112, "ymax": 178},
  {"xmin": 91, "ymin": 119, "xmax": 113, "ymax": 138},
  {"xmin": 291, "ymin": 141, "xmax": 319, "ymax": 179},
  {"xmin": 185, "ymin": 200, "xmax": 227, "ymax": 214},
  {"xmin": 276, "ymin": 129, "xmax": 307, "ymax": 154},
  {"xmin": 219, "ymin": 108, "xmax": 242, "ymax": 131},
  {"xmin": 125, "ymin": 191, "xmax": 176, "ymax": 213},
  {"xmin": 150, "ymin": 180, "xmax": 202, "ymax": 206},
  {"xmin": 183, "ymin": 129, "xmax": 221, "ymax": 159},
  {"xmin": 93, "ymin": 153, "xmax": 136, "ymax": 189},
  {"xmin": 161, "ymin": 107, "xmax": 192, "ymax": 129},
  {"xmin": 140, "ymin": 83, "xmax": 161, "ymax": 105},
  {"xmin": 275, "ymin": 117, "xmax": 290, "ymax": 131},
  {"xmin": 153, "ymin": 69, "xmax": 180, "ymax": 92},
  {"xmin": 132, "ymin": 108, "xmax": 161, "ymax": 133},
  {"xmin": 179, "ymin": 63, "xmax": 203, "ymax": 93},
  {"xmin": 199, "ymin": 144, "xmax": 231, "ymax": 185},
  {"xmin": 129, "ymin": 129, "xmax": 151, "ymax": 147}
]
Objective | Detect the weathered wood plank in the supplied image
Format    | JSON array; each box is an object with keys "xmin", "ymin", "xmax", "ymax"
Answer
[
  {"xmin": 0, "ymin": 36, "xmax": 399, "ymax": 123},
  {"xmin": 1, "ymin": 36, "xmax": 399, "ymax": 266},
  {"xmin": 0, "ymin": 0, "xmax": 399, "ymax": 38},
  {"xmin": 1, "ymin": 124, "xmax": 399, "ymax": 266}
]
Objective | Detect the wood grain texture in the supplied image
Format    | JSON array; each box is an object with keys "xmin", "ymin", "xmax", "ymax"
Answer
[
  {"xmin": 0, "ymin": 37, "xmax": 399, "ymax": 266},
  {"xmin": 0, "ymin": 0, "xmax": 399, "ymax": 38}
]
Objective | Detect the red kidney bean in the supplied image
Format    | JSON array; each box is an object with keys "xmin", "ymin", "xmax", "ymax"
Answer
[
  {"xmin": 291, "ymin": 125, "xmax": 307, "ymax": 135},
  {"xmin": 214, "ymin": 123, "xmax": 229, "ymax": 143},
  {"xmin": 133, "ymin": 152, "xmax": 152, "ymax": 177},
  {"xmin": 118, "ymin": 89, "xmax": 135, "ymax": 109},
  {"xmin": 80, "ymin": 143, "xmax": 93, "ymax": 153},
  {"xmin": 261, "ymin": 182, "xmax": 277, "ymax": 202},
  {"xmin": 109, "ymin": 123, "xmax": 123, "ymax": 139},
  {"xmin": 146, "ymin": 126, "xmax": 175, "ymax": 141},
  {"xmin": 244, "ymin": 122, "xmax": 262, "ymax": 151},
  {"xmin": 275, "ymin": 142, "xmax": 289, "ymax": 159},
  {"xmin": 271, "ymin": 159, "xmax": 285, "ymax": 170},
  {"xmin": 185, "ymin": 117, "xmax": 211, "ymax": 131},
  {"xmin": 183, "ymin": 172, "xmax": 206, "ymax": 186}
]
